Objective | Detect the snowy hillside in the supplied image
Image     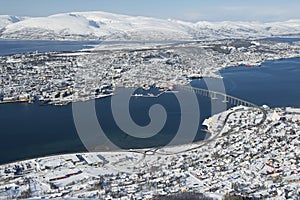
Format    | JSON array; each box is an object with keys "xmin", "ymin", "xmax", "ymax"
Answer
[
  {"xmin": 0, "ymin": 11, "xmax": 300, "ymax": 40},
  {"xmin": 0, "ymin": 15, "xmax": 27, "ymax": 30}
]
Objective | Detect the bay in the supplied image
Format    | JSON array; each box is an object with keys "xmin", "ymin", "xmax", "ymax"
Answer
[{"xmin": 0, "ymin": 40, "xmax": 299, "ymax": 164}]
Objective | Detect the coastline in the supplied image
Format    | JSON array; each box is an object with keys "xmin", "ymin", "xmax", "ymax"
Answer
[
  {"xmin": 0, "ymin": 106, "xmax": 300, "ymax": 198},
  {"xmin": 0, "ymin": 104, "xmax": 263, "ymax": 166},
  {"xmin": 1, "ymin": 105, "xmax": 299, "ymax": 199},
  {"xmin": 1, "ymin": 55, "xmax": 300, "ymax": 106},
  {"xmin": 1, "ymin": 39, "xmax": 300, "ymax": 106}
]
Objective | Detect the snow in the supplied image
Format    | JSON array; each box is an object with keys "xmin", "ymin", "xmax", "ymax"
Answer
[
  {"xmin": 37, "ymin": 157, "xmax": 65, "ymax": 169},
  {"xmin": 1, "ymin": 11, "xmax": 300, "ymax": 41},
  {"xmin": 0, "ymin": 105, "xmax": 299, "ymax": 199},
  {"xmin": 286, "ymin": 107, "xmax": 300, "ymax": 113},
  {"xmin": 0, "ymin": 15, "xmax": 27, "ymax": 30},
  {"xmin": 81, "ymin": 154, "xmax": 103, "ymax": 165},
  {"xmin": 1, "ymin": 11, "xmax": 192, "ymax": 41}
]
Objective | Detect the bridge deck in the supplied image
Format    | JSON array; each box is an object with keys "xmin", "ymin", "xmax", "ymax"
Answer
[{"xmin": 177, "ymin": 85, "xmax": 257, "ymax": 108}]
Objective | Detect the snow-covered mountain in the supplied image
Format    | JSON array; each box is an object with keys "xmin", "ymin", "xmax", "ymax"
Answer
[
  {"xmin": 0, "ymin": 15, "xmax": 27, "ymax": 30},
  {"xmin": 0, "ymin": 11, "xmax": 300, "ymax": 41}
]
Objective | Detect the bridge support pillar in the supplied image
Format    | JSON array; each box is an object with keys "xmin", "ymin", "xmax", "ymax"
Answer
[
  {"xmin": 211, "ymin": 92, "xmax": 218, "ymax": 100},
  {"xmin": 222, "ymin": 95, "xmax": 228, "ymax": 103}
]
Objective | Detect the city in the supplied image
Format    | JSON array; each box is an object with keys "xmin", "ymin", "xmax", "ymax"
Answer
[
  {"xmin": 1, "ymin": 39, "xmax": 300, "ymax": 106},
  {"xmin": 0, "ymin": 106, "xmax": 299, "ymax": 199},
  {"xmin": 1, "ymin": 1, "xmax": 300, "ymax": 199}
]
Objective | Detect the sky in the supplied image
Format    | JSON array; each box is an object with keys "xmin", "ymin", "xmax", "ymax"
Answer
[{"xmin": 0, "ymin": 0, "xmax": 300, "ymax": 22}]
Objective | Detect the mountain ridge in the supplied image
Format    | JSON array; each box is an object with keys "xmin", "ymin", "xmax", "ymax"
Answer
[{"xmin": 1, "ymin": 11, "xmax": 300, "ymax": 41}]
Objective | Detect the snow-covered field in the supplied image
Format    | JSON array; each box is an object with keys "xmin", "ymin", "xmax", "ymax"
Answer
[{"xmin": 1, "ymin": 11, "xmax": 300, "ymax": 41}]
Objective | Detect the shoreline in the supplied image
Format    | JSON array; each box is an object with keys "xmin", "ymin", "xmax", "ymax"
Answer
[
  {"xmin": 1, "ymin": 39, "xmax": 300, "ymax": 106},
  {"xmin": 1, "ymin": 105, "xmax": 299, "ymax": 199},
  {"xmin": 1, "ymin": 55, "xmax": 300, "ymax": 106},
  {"xmin": 0, "ymin": 129, "xmax": 212, "ymax": 166},
  {"xmin": 0, "ymin": 104, "xmax": 263, "ymax": 167}
]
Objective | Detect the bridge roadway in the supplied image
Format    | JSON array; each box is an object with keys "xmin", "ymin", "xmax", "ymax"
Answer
[{"xmin": 176, "ymin": 85, "xmax": 258, "ymax": 108}]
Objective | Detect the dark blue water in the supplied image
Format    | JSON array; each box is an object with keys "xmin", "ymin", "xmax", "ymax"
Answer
[
  {"xmin": 220, "ymin": 58, "xmax": 300, "ymax": 107},
  {"xmin": 264, "ymin": 37, "xmax": 300, "ymax": 42},
  {"xmin": 0, "ymin": 40, "xmax": 299, "ymax": 164},
  {"xmin": 0, "ymin": 91, "xmax": 212, "ymax": 164},
  {"xmin": 191, "ymin": 58, "xmax": 300, "ymax": 107},
  {"xmin": 0, "ymin": 40, "xmax": 100, "ymax": 56},
  {"xmin": 0, "ymin": 103, "xmax": 84, "ymax": 161}
]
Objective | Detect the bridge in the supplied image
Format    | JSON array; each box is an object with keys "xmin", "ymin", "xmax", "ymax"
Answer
[
  {"xmin": 129, "ymin": 84, "xmax": 268, "ymax": 156},
  {"xmin": 176, "ymin": 85, "xmax": 258, "ymax": 108}
]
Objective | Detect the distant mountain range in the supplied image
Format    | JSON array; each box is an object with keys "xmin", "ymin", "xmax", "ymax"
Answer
[{"xmin": 1, "ymin": 11, "xmax": 300, "ymax": 41}]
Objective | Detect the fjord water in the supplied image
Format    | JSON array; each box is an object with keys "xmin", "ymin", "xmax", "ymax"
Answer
[
  {"xmin": 220, "ymin": 58, "xmax": 300, "ymax": 107},
  {"xmin": 0, "ymin": 40, "xmax": 100, "ymax": 56},
  {"xmin": 191, "ymin": 57, "xmax": 300, "ymax": 107},
  {"xmin": 0, "ymin": 40, "xmax": 300, "ymax": 164}
]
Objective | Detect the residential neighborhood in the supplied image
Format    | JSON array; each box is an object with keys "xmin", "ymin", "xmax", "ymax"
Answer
[
  {"xmin": 1, "ymin": 39, "xmax": 300, "ymax": 105},
  {"xmin": 0, "ymin": 106, "xmax": 299, "ymax": 199}
]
